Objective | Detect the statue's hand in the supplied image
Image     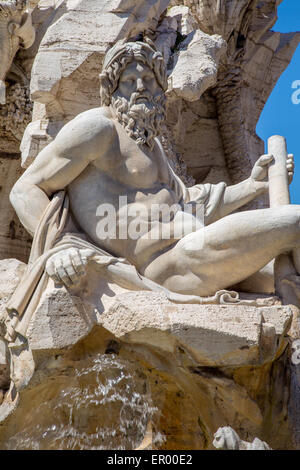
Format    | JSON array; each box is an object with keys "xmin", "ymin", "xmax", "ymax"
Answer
[
  {"xmin": 287, "ymin": 153, "xmax": 294, "ymax": 184},
  {"xmin": 45, "ymin": 247, "xmax": 95, "ymax": 287},
  {"xmin": 250, "ymin": 154, "xmax": 274, "ymax": 192},
  {"xmin": 251, "ymin": 153, "xmax": 294, "ymax": 189}
]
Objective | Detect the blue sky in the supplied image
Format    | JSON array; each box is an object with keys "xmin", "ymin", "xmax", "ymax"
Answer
[{"xmin": 256, "ymin": 0, "xmax": 300, "ymax": 202}]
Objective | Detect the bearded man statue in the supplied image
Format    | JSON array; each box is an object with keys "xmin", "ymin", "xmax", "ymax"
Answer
[
  {"xmin": 99, "ymin": 39, "xmax": 167, "ymax": 149},
  {"xmin": 4, "ymin": 36, "xmax": 299, "ymax": 346}
]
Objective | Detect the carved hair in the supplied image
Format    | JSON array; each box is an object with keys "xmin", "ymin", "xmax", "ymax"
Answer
[
  {"xmin": 99, "ymin": 38, "xmax": 168, "ymax": 106},
  {"xmin": 111, "ymin": 91, "xmax": 166, "ymax": 149}
]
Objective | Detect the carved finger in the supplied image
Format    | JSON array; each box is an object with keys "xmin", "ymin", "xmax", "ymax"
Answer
[
  {"xmin": 63, "ymin": 253, "xmax": 80, "ymax": 285},
  {"xmin": 80, "ymin": 248, "xmax": 96, "ymax": 259},
  {"xmin": 258, "ymin": 154, "xmax": 274, "ymax": 166},
  {"xmin": 80, "ymin": 249, "xmax": 94, "ymax": 267},
  {"xmin": 70, "ymin": 248, "xmax": 86, "ymax": 276},
  {"xmin": 46, "ymin": 260, "xmax": 62, "ymax": 285},
  {"xmin": 55, "ymin": 259, "xmax": 72, "ymax": 288}
]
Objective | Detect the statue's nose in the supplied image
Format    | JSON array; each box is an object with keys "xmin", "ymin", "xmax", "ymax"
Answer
[{"xmin": 136, "ymin": 78, "xmax": 145, "ymax": 92}]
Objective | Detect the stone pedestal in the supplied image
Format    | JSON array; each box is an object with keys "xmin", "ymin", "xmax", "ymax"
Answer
[{"xmin": 0, "ymin": 266, "xmax": 297, "ymax": 449}]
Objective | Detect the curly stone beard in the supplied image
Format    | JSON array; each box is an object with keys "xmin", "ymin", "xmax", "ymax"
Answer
[{"xmin": 110, "ymin": 90, "xmax": 166, "ymax": 150}]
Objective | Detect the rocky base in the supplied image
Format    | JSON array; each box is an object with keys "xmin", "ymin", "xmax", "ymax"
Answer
[{"xmin": 0, "ymin": 262, "xmax": 299, "ymax": 450}]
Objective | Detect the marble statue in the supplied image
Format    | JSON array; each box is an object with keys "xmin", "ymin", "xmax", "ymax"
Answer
[
  {"xmin": 213, "ymin": 427, "xmax": 271, "ymax": 450},
  {"xmin": 4, "ymin": 37, "xmax": 297, "ymax": 343},
  {"xmin": 0, "ymin": 0, "xmax": 35, "ymax": 104}
]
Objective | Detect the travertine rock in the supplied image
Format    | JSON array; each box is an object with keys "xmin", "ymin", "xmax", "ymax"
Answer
[
  {"xmin": 166, "ymin": 5, "xmax": 198, "ymax": 36},
  {"xmin": 0, "ymin": 338, "xmax": 5, "ymax": 361},
  {"xmin": 0, "ymin": 0, "xmax": 36, "ymax": 105},
  {"xmin": 0, "ymin": 156, "xmax": 31, "ymax": 261},
  {"xmin": 0, "ymin": 288, "xmax": 296, "ymax": 450},
  {"xmin": 0, "ymin": 83, "xmax": 32, "ymax": 152},
  {"xmin": 166, "ymin": 89, "xmax": 231, "ymax": 184},
  {"xmin": 23, "ymin": 287, "xmax": 292, "ymax": 367},
  {"xmin": 0, "ymin": 258, "xmax": 27, "ymax": 320},
  {"xmin": 26, "ymin": 280, "xmax": 127, "ymax": 350},
  {"xmin": 0, "ymin": 258, "xmax": 26, "ymax": 389},
  {"xmin": 20, "ymin": 118, "xmax": 64, "ymax": 168},
  {"xmin": 99, "ymin": 292, "xmax": 291, "ymax": 367},
  {"xmin": 169, "ymin": 29, "xmax": 226, "ymax": 101},
  {"xmin": 155, "ymin": 13, "xmax": 178, "ymax": 65},
  {"xmin": 30, "ymin": 0, "xmax": 169, "ymax": 117}
]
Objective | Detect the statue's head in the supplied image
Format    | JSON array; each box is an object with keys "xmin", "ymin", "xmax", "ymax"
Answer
[
  {"xmin": 99, "ymin": 37, "xmax": 168, "ymax": 149},
  {"xmin": 213, "ymin": 427, "xmax": 240, "ymax": 450}
]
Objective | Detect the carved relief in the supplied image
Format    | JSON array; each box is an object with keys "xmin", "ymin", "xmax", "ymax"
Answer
[{"xmin": 0, "ymin": 0, "xmax": 35, "ymax": 104}]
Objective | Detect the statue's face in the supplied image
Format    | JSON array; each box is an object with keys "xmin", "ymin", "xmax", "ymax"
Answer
[
  {"xmin": 117, "ymin": 60, "xmax": 161, "ymax": 104},
  {"xmin": 213, "ymin": 429, "xmax": 226, "ymax": 449},
  {"xmin": 110, "ymin": 56, "xmax": 166, "ymax": 148}
]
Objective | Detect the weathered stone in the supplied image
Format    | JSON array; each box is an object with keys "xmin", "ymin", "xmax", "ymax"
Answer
[
  {"xmin": 0, "ymin": 259, "xmax": 27, "ymax": 319},
  {"xmin": 0, "ymin": 287, "xmax": 295, "ymax": 450},
  {"xmin": 169, "ymin": 29, "xmax": 226, "ymax": 101},
  {"xmin": 166, "ymin": 5, "xmax": 198, "ymax": 36},
  {"xmin": 0, "ymin": 340, "xmax": 5, "ymax": 366},
  {"xmin": 0, "ymin": 158, "xmax": 31, "ymax": 262},
  {"xmin": 0, "ymin": 83, "xmax": 33, "ymax": 154},
  {"xmin": 30, "ymin": 0, "xmax": 169, "ymax": 114},
  {"xmin": 0, "ymin": 0, "xmax": 36, "ymax": 105},
  {"xmin": 0, "ymin": 258, "xmax": 26, "ymax": 388},
  {"xmin": 26, "ymin": 270, "xmax": 129, "ymax": 350},
  {"xmin": 166, "ymin": 90, "xmax": 231, "ymax": 185},
  {"xmin": 100, "ymin": 292, "xmax": 292, "ymax": 367},
  {"xmin": 20, "ymin": 119, "xmax": 64, "ymax": 168},
  {"xmin": 24, "ymin": 288, "xmax": 292, "ymax": 368},
  {"xmin": 155, "ymin": 14, "xmax": 178, "ymax": 65}
]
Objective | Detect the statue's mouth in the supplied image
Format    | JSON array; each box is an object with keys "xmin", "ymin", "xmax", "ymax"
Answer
[{"xmin": 135, "ymin": 95, "xmax": 149, "ymax": 102}]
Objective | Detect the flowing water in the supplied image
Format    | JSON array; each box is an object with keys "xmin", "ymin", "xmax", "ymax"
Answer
[{"xmin": 4, "ymin": 354, "xmax": 163, "ymax": 450}]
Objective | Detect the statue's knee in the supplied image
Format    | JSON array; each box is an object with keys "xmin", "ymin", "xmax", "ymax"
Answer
[
  {"xmin": 276, "ymin": 205, "xmax": 300, "ymax": 221},
  {"xmin": 176, "ymin": 232, "xmax": 207, "ymax": 261},
  {"xmin": 275, "ymin": 205, "xmax": 300, "ymax": 236},
  {"xmin": 289, "ymin": 206, "xmax": 300, "ymax": 226}
]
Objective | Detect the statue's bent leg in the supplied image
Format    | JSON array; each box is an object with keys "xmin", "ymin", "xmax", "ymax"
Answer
[
  {"xmin": 144, "ymin": 205, "xmax": 300, "ymax": 296},
  {"xmin": 232, "ymin": 260, "xmax": 275, "ymax": 294}
]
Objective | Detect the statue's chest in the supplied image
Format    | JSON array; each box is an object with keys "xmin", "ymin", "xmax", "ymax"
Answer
[{"xmin": 116, "ymin": 131, "xmax": 160, "ymax": 188}]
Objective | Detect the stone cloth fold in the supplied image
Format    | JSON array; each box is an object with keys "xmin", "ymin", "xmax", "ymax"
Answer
[{"xmin": 3, "ymin": 190, "xmax": 255, "ymax": 345}]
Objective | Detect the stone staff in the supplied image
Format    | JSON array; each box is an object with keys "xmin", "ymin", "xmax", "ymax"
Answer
[
  {"xmin": 268, "ymin": 135, "xmax": 300, "ymax": 307},
  {"xmin": 268, "ymin": 135, "xmax": 290, "ymax": 206}
]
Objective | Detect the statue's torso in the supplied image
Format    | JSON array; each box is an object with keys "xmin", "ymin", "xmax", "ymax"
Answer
[{"xmin": 67, "ymin": 118, "xmax": 188, "ymax": 267}]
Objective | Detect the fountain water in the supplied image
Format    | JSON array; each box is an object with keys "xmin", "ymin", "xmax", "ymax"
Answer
[{"xmin": 4, "ymin": 354, "xmax": 163, "ymax": 450}]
